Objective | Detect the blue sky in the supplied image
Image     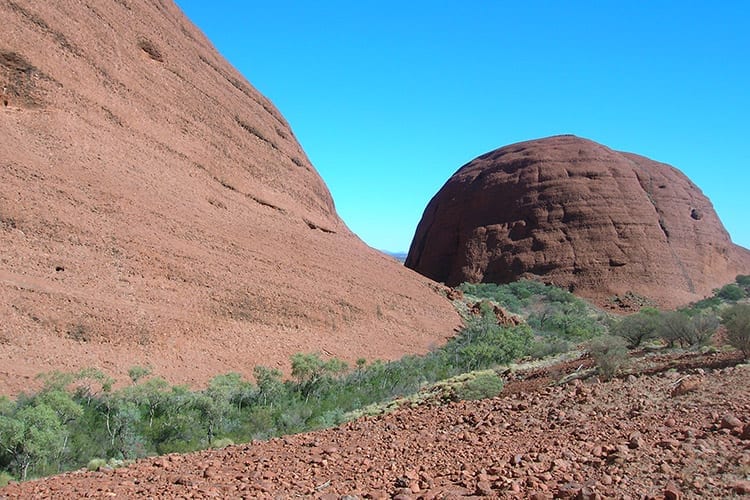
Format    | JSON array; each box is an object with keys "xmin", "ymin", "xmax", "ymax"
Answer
[{"xmin": 175, "ymin": 1, "xmax": 749, "ymax": 253}]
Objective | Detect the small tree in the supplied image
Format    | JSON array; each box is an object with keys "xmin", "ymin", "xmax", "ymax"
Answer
[
  {"xmin": 0, "ymin": 402, "xmax": 67, "ymax": 480},
  {"xmin": 657, "ymin": 311, "xmax": 692, "ymax": 347},
  {"xmin": 253, "ymin": 366, "xmax": 284, "ymax": 407},
  {"xmin": 290, "ymin": 353, "xmax": 347, "ymax": 401},
  {"xmin": 687, "ymin": 312, "xmax": 719, "ymax": 346},
  {"xmin": 723, "ymin": 304, "xmax": 750, "ymax": 358},
  {"xmin": 587, "ymin": 335, "xmax": 628, "ymax": 379},
  {"xmin": 611, "ymin": 310, "xmax": 659, "ymax": 348}
]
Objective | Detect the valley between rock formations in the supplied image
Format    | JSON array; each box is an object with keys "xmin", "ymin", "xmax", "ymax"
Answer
[{"xmin": 2, "ymin": 1, "xmax": 750, "ymax": 499}]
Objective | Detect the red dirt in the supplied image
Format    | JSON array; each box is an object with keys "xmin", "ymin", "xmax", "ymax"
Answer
[
  {"xmin": 406, "ymin": 135, "xmax": 750, "ymax": 309},
  {"xmin": 3, "ymin": 351, "xmax": 748, "ymax": 499},
  {"xmin": 0, "ymin": 0, "xmax": 460, "ymax": 395}
]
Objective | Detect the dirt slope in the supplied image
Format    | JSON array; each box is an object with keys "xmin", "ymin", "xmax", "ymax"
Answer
[
  {"xmin": 3, "ymin": 353, "xmax": 748, "ymax": 499},
  {"xmin": 406, "ymin": 135, "xmax": 750, "ymax": 309},
  {"xmin": 0, "ymin": 0, "xmax": 460, "ymax": 394}
]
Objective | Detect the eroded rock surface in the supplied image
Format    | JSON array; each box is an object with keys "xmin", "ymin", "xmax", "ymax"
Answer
[
  {"xmin": 406, "ymin": 135, "xmax": 750, "ymax": 307},
  {"xmin": 0, "ymin": 0, "xmax": 459, "ymax": 393}
]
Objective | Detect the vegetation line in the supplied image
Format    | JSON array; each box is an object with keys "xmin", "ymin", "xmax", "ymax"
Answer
[{"xmin": 0, "ymin": 277, "xmax": 748, "ymax": 485}]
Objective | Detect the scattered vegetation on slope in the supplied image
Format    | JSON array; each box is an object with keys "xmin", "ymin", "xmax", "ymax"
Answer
[{"xmin": 1, "ymin": 276, "xmax": 748, "ymax": 483}]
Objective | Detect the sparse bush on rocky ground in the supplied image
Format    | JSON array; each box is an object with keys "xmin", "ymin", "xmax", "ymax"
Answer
[
  {"xmin": 453, "ymin": 371, "xmax": 504, "ymax": 401},
  {"xmin": 688, "ymin": 312, "xmax": 720, "ymax": 346},
  {"xmin": 86, "ymin": 458, "xmax": 107, "ymax": 471},
  {"xmin": 657, "ymin": 311, "xmax": 718, "ymax": 348},
  {"xmin": 528, "ymin": 337, "xmax": 571, "ymax": 359},
  {"xmin": 611, "ymin": 308, "xmax": 659, "ymax": 348},
  {"xmin": 723, "ymin": 304, "xmax": 750, "ymax": 358},
  {"xmin": 736, "ymin": 274, "xmax": 750, "ymax": 289},
  {"xmin": 587, "ymin": 335, "xmax": 628, "ymax": 379}
]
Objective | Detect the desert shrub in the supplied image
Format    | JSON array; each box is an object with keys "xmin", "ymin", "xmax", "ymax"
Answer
[
  {"xmin": 657, "ymin": 310, "xmax": 718, "ymax": 348},
  {"xmin": 717, "ymin": 284, "xmax": 746, "ymax": 301},
  {"xmin": 587, "ymin": 335, "xmax": 628, "ymax": 379},
  {"xmin": 0, "ymin": 471, "xmax": 14, "ymax": 487},
  {"xmin": 454, "ymin": 372, "xmax": 504, "ymax": 401},
  {"xmin": 736, "ymin": 275, "xmax": 750, "ymax": 288},
  {"xmin": 210, "ymin": 438, "xmax": 234, "ymax": 449},
  {"xmin": 528, "ymin": 337, "xmax": 571, "ymax": 359},
  {"xmin": 657, "ymin": 311, "xmax": 692, "ymax": 347},
  {"xmin": 459, "ymin": 280, "xmax": 609, "ymax": 340},
  {"xmin": 458, "ymin": 280, "xmax": 559, "ymax": 313},
  {"xmin": 441, "ymin": 314, "xmax": 533, "ymax": 372},
  {"xmin": 86, "ymin": 458, "xmax": 107, "ymax": 471},
  {"xmin": 687, "ymin": 312, "xmax": 719, "ymax": 346},
  {"xmin": 688, "ymin": 295, "xmax": 722, "ymax": 312},
  {"xmin": 611, "ymin": 309, "xmax": 659, "ymax": 348},
  {"xmin": 723, "ymin": 304, "xmax": 750, "ymax": 358}
]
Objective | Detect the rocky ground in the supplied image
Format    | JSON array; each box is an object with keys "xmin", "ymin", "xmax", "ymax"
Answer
[{"xmin": 2, "ymin": 350, "xmax": 749, "ymax": 499}]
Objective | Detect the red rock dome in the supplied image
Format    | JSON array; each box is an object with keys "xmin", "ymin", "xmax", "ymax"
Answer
[{"xmin": 406, "ymin": 135, "xmax": 750, "ymax": 307}]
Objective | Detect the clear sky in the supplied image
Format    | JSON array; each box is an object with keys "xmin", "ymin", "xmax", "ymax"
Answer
[{"xmin": 175, "ymin": 1, "xmax": 749, "ymax": 253}]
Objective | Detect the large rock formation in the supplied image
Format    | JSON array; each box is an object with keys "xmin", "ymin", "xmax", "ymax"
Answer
[
  {"xmin": 406, "ymin": 135, "xmax": 750, "ymax": 307},
  {"xmin": 0, "ymin": 0, "xmax": 459, "ymax": 394}
]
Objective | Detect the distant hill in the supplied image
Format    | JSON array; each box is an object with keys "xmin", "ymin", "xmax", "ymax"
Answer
[
  {"xmin": 382, "ymin": 251, "xmax": 408, "ymax": 263},
  {"xmin": 406, "ymin": 135, "xmax": 750, "ymax": 308}
]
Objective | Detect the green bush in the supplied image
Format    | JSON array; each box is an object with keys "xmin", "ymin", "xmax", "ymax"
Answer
[
  {"xmin": 210, "ymin": 438, "xmax": 234, "ymax": 449},
  {"xmin": 736, "ymin": 275, "xmax": 750, "ymax": 287},
  {"xmin": 657, "ymin": 311, "xmax": 718, "ymax": 348},
  {"xmin": 687, "ymin": 312, "xmax": 719, "ymax": 346},
  {"xmin": 441, "ymin": 314, "xmax": 533, "ymax": 372},
  {"xmin": 450, "ymin": 372, "xmax": 503, "ymax": 401},
  {"xmin": 0, "ymin": 471, "xmax": 15, "ymax": 487},
  {"xmin": 587, "ymin": 335, "xmax": 628, "ymax": 379},
  {"xmin": 723, "ymin": 304, "xmax": 750, "ymax": 358},
  {"xmin": 86, "ymin": 458, "xmax": 107, "ymax": 471},
  {"xmin": 528, "ymin": 337, "xmax": 571, "ymax": 359},
  {"xmin": 717, "ymin": 284, "xmax": 745, "ymax": 301},
  {"xmin": 657, "ymin": 311, "xmax": 691, "ymax": 347},
  {"xmin": 611, "ymin": 310, "xmax": 659, "ymax": 348}
]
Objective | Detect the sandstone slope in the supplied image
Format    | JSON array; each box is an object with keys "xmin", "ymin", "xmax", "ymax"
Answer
[
  {"xmin": 406, "ymin": 135, "xmax": 750, "ymax": 308},
  {"xmin": 0, "ymin": 0, "xmax": 459, "ymax": 394}
]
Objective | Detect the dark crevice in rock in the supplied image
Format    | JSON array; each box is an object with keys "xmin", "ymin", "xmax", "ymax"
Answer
[
  {"xmin": 247, "ymin": 195, "xmax": 284, "ymax": 213},
  {"xmin": 303, "ymin": 219, "xmax": 335, "ymax": 234}
]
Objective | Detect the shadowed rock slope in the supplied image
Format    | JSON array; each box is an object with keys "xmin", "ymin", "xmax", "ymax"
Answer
[
  {"xmin": 406, "ymin": 135, "xmax": 750, "ymax": 308},
  {"xmin": 0, "ymin": 0, "xmax": 459, "ymax": 394}
]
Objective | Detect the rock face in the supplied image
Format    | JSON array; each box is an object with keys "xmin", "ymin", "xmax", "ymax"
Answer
[
  {"xmin": 406, "ymin": 135, "xmax": 750, "ymax": 307},
  {"xmin": 0, "ymin": 0, "xmax": 459, "ymax": 394}
]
